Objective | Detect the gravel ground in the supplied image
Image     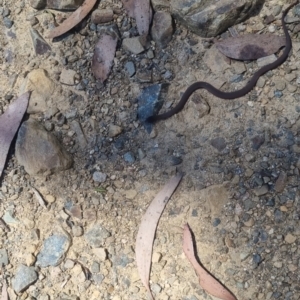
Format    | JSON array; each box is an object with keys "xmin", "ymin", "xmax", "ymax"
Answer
[{"xmin": 1, "ymin": 0, "xmax": 300, "ymax": 299}]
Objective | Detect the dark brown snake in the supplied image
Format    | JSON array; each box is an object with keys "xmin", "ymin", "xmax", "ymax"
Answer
[{"xmin": 146, "ymin": 1, "xmax": 299, "ymax": 123}]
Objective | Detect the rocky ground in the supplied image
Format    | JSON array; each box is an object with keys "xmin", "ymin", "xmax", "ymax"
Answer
[{"xmin": 1, "ymin": 0, "xmax": 300, "ymax": 299}]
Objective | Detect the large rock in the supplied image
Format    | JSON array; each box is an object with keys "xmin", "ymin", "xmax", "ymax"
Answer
[
  {"xmin": 170, "ymin": 0, "xmax": 264, "ymax": 37},
  {"xmin": 16, "ymin": 119, "xmax": 72, "ymax": 175}
]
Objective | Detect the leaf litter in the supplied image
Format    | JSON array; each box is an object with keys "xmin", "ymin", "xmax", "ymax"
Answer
[
  {"xmin": 121, "ymin": 0, "xmax": 152, "ymax": 36},
  {"xmin": 0, "ymin": 92, "xmax": 30, "ymax": 179},
  {"xmin": 92, "ymin": 34, "xmax": 118, "ymax": 82},
  {"xmin": 135, "ymin": 174, "xmax": 182, "ymax": 299},
  {"xmin": 216, "ymin": 34, "xmax": 286, "ymax": 60},
  {"xmin": 183, "ymin": 224, "xmax": 237, "ymax": 300},
  {"xmin": 47, "ymin": 0, "xmax": 97, "ymax": 38}
]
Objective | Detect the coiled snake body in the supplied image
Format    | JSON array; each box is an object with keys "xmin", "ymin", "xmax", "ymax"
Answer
[{"xmin": 147, "ymin": 1, "xmax": 299, "ymax": 123}]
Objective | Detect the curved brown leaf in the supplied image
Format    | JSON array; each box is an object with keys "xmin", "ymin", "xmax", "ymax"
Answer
[
  {"xmin": 92, "ymin": 35, "xmax": 118, "ymax": 82},
  {"xmin": 48, "ymin": 0, "xmax": 97, "ymax": 38},
  {"xmin": 215, "ymin": 34, "xmax": 285, "ymax": 60},
  {"xmin": 0, "ymin": 92, "xmax": 30, "ymax": 178},
  {"xmin": 122, "ymin": 0, "xmax": 152, "ymax": 35},
  {"xmin": 135, "ymin": 174, "xmax": 183, "ymax": 299},
  {"xmin": 183, "ymin": 224, "xmax": 237, "ymax": 300}
]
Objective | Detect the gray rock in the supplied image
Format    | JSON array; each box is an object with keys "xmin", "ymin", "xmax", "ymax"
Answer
[
  {"xmin": 91, "ymin": 8, "xmax": 114, "ymax": 24},
  {"xmin": 125, "ymin": 61, "xmax": 136, "ymax": 77},
  {"xmin": 93, "ymin": 171, "xmax": 107, "ymax": 183},
  {"xmin": 210, "ymin": 137, "xmax": 226, "ymax": 152},
  {"xmin": 122, "ymin": 37, "xmax": 145, "ymax": 54},
  {"xmin": 70, "ymin": 120, "xmax": 87, "ymax": 149},
  {"xmin": 12, "ymin": 264, "xmax": 38, "ymax": 293},
  {"xmin": 29, "ymin": 0, "xmax": 47, "ymax": 9},
  {"xmin": 47, "ymin": 0, "xmax": 84, "ymax": 10},
  {"xmin": 170, "ymin": 0, "xmax": 263, "ymax": 37},
  {"xmin": 151, "ymin": 11, "xmax": 174, "ymax": 48},
  {"xmin": 85, "ymin": 224, "xmax": 111, "ymax": 248},
  {"xmin": 0, "ymin": 249, "xmax": 8, "ymax": 266},
  {"xmin": 30, "ymin": 28, "xmax": 51, "ymax": 56},
  {"xmin": 16, "ymin": 119, "xmax": 73, "ymax": 175},
  {"xmin": 37, "ymin": 234, "xmax": 70, "ymax": 267},
  {"xmin": 274, "ymin": 172, "xmax": 287, "ymax": 193},
  {"xmin": 253, "ymin": 185, "xmax": 269, "ymax": 196},
  {"xmin": 124, "ymin": 152, "xmax": 135, "ymax": 163}
]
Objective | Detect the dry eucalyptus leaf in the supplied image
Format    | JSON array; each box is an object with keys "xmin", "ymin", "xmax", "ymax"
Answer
[
  {"xmin": 135, "ymin": 174, "xmax": 183, "ymax": 299},
  {"xmin": 122, "ymin": 0, "xmax": 152, "ymax": 35},
  {"xmin": 0, "ymin": 92, "xmax": 30, "ymax": 179},
  {"xmin": 183, "ymin": 224, "xmax": 237, "ymax": 300},
  {"xmin": 48, "ymin": 0, "xmax": 97, "ymax": 38},
  {"xmin": 216, "ymin": 34, "xmax": 285, "ymax": 60},
  {"xmin": 91, "ymin": 34, "xmax": 118, "ymax": 82}
]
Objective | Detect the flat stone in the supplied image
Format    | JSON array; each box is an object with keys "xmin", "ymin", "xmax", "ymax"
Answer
[
  {"xmin": 285, "ymin": 233, "xmax": 297, "ymax": 244},
  {"xmin": 91, "ymin": 8, "xmax": 114, "ymax": 24},
  {"xmin": 170, "ymin": 0, "xmax": 263, "ymax": 37},
  {"xmin": 92, "ymin": 247, "xmax": 107, "ymax": 261},
  {"xmin": 93, "ymin": 171, "xmax": 107, "ymax": 183},
  {"xmin": 251, "ymin": 135, "xmax": 265, "ymax": 150},
  {"xmin": 122, "ymin": 37, "xmax": 145, "ymax": 54},
  {"xmin": 15, "ymin": 119, "xmax": 73, "ymax": 175},
  {"xmin": 274, "ymin": 172, "xmax": 287, "ymax": 193},
  {"xmin": 37, "ymin": 234, "xmax": 70, "ymax": 267},
  {"xmin": 30, "ymin": 28, "xmax": 51, "ymax": 55},
  {"xmin": 151, "ymin": 11, "xmax": 174, "ymax": 48},
  {"xmin": 210, "ymin": 137, "xmax": 226, "ymax": 152},
  {"xmin": 85, "ymin": 224, "xmax": 111, "ymax": 248},
  {"xmin": 253, "ymin": 185, "xmax": 269, "ymax": 196},
  {"xmin": 20, "ymin": 69, "xmax": 55, "ymax": 114},
  {"xmin": 0, "ymin": 249, "xmax": 9, "ymax": 266},
  {"xmin": 108, "ymin": 124, "xmax": 123, "ymax": 137},
  {"xmin": 12, "ymin": 264, "xmax": 38, "ymax": 293},
  {"xmin": 60, "ymin": 69, "xmax": 77, "ymax": 85}
]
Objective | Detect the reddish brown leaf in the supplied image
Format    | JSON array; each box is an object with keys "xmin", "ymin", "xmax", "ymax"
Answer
[
  {"xmin": 135, "ymin": 174, "xmax": 183, "ymax": 299},
  {"xmin": 122, "ymin": 0, "xmax": 152, "ymax": 35},
  {"xmin": 216, "ymin": 34, "xmax": 285, "ymax": 60},
  {"xmin": 0, "ymin": 92, "xmax": 30, "ymax": 178},
  {"xmin": 48, "ymin": 0, "xmax": 97, "ymax": 38},
  {"xmin": 183, "ymin": 224, "xmax": 237, "ymax": 300},
  {"xmin": 91, "ymin": 35, "xmax": 118, "ymax": 82}
]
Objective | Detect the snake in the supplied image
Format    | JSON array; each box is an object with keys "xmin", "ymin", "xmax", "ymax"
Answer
[{"xmin": 146, "ymin": 1, "xmax": 299, "ymax": 123}]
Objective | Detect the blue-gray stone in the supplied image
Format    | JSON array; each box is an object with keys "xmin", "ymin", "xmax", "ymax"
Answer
[
  {"xmin": 137, "ymin": 83, "xmax": 169, "ymax": 133},
  {"xmin": 230, "ymin": 74, "xmax": 244, "ymax": 83},
  {"xmin": 124, "ymin": 152, "xmax": 135, "ymax": 163},
  {"xmin": 37, "ymin": 235, "xmax": 70, "ymax": 267},
  {"xmin": 3, "ymin": 17, "xmax": 13, "ymax": 28},
  {"xmin": 12, "ymin": 264, "xmax": 38, "ymax": 293},
  {"xmin": 125, "ymin": 61, "xmax": 136, "ymax": 77},
  {"xmin": 85, "ymin": 224, "xmax": 111, "ymax": 248},
  {"xmin": 212, "ymin": 218, "xmax": 221, "ymax": 227},
  {"xmin": 274, "ymin": 90, "xmax": 283, "ymax": 98}
]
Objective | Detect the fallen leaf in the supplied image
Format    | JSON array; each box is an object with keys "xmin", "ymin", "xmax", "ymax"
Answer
[
  {"xmin": 48, "ymin": 0, "xmax": 97, "ymax": 38},
  {"xmin": 1, "ymin": 281, "xmax": 8, "ymax": 300},
  {"xmin": 216, "ymin": 34, "xmax": 285, "ymax": 60},
  {"xmin": 122, "ymin": 0, "xmax": 152, "ymax": 35},
  {"xmin": 91, "ymin": 34, "xmax": 118, "ymax": 82},
  {"xmin": 0, "ymin": 92, "xmax": 30, "ymax": 179},
  {"xmin": 183, "ymin": 224, "xmax": 237, "ymax": 300},
  {"xmin": 135, "ymin": 174, "xmax": 182, "ymax": 299}
]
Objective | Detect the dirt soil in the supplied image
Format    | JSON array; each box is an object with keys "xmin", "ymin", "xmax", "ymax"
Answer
[{"xmin": 1, "ymin": 1, "xmax": 300, "ymax": 300}]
